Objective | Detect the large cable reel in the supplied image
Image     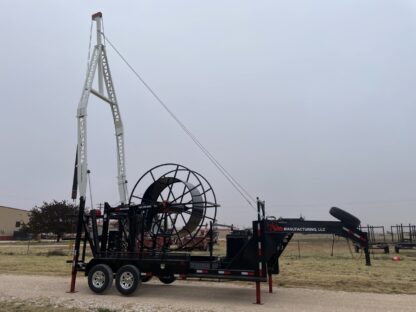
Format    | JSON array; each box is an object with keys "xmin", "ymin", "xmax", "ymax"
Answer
[{"xmin": 129, "ymin": 163, "xmax": 218, "ymax": 251}]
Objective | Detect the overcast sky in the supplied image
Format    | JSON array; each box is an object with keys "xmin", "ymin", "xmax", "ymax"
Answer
[{"xmin": 0, "ymin": 1, "xmax": 415, "ymax": 227}]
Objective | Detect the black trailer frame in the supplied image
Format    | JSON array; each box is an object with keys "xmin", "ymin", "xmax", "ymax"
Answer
[
  {"xmin": 69, "ymin": 197, "xmax": 370, "ymax": 304},
  {"xmin": 391, "ymin": 224, "xmax": 416, "ymax": 253}
]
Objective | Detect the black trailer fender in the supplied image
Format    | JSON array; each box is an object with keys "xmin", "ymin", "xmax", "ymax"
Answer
[{"xmin": 85, "ymin": 258, "xmax": 141, "ymax": 277}]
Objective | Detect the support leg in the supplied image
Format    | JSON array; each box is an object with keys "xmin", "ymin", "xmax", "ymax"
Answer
[
  {"xmin": 268, "ymin": 273, "xmax": 273, "ymax": 293},
  {"xmin": 69, "ymin": 262, "xmax": 77, "ymax": 293},
  {"xmin": 255, "ymin": 281, "xmax": 261, "ymax": 304},
  {"xmin": 364, "ymin": 246, "xmax": 371, "ymax": 266},
  {"xmin": 69, "ymin": 197, "xmax": 86, "ymax": 292}
]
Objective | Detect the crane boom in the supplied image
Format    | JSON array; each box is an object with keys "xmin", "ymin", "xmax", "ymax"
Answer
[{"xmin": 76, "ymin": 12, "xmax": 128, "ymax": 205}]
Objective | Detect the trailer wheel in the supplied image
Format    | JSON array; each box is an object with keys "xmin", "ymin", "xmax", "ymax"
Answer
[
  {"xmin": 88, "ymin": 264, "xmax": 113, "ymax": 294},
  {"xmin": 159, "ymin": 274, "xmax": 176, "ymax": 284},
  {"xmin": 329, "ymin": 207, "xmax": 360, "ymax": 228},
  {"xmin": 115, "ymin": 265, "xmax": 141, "ymax": 295}
]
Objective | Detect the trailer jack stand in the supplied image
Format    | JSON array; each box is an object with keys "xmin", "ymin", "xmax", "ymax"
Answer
[
  {"xmin": 68, "ymin": 263, "xmax": 78, "ymax": 293},
  {"xmin": 68, "ymin": 197, "xmax": 85, "ymax": 293},
  {"xmin": 268, "ymin": 273, "xmax": 273, "ymax": 293},
  {"xmin": 255, "ymin": 281, "xmax": 263, "ymax": 304}
]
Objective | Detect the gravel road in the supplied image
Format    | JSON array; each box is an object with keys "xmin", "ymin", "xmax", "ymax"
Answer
[{"xmin": 0, "ymin": 274, "xmax": 415, "ymax": 312}]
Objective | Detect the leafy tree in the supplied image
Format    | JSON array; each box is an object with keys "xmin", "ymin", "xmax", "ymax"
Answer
[
  {"xmin": 27, "ymin": 200, "xmax": 78, "ymax": 242},
  {"xmin": 13, "ymin": 223, "xmax": 31, "ymax": 240}
]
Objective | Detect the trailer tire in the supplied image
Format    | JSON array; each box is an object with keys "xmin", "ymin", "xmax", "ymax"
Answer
[
  {"xmin": 88, "ymin": 264, "xmax": 113, "ymax": 294},
  {"xmin": 329, "ymin": 207, "xmax": 360, "ymax": 228},
  {"xmin": 115, "ymin": 265, "xmax": 141, "ymax": 296},
  {"xmin": 159, "ymin": 274, "xmax": 176, "ymax": 284}
]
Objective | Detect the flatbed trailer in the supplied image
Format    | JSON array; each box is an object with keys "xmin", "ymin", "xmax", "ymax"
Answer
[
  {"xmin": 391, "ymin": 224, "xmax": 416, "ymax": 253},
  {"xmin": 70, "ymin": 199, "xmax": 370, "ymax": 303}
]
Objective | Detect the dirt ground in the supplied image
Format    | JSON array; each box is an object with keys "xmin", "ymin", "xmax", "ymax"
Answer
[{"xmin": 0, "ymin": 274, "xmax": 415, "ymax": 312}]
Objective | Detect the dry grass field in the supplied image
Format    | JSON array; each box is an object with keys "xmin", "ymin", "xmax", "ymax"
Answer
[
  {"xmin": 276, "ymin": 235, "xmax": 416, "ymax": 294},
  {"xmin": 0, "ymin": 241, "xmax": 74, "ymax": 276},
  {"xmin": 0, "ymin": 234, "xmax": 415, "ymax": 296}
]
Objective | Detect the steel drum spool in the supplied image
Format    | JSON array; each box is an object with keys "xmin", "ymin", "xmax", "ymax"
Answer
[{"xmin": 129, "ymin": 163, "xmax": 218, "ymax": 251}]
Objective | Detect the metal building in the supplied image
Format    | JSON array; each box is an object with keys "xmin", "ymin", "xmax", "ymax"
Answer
[{"xmin": 0, "ymin": 206, "xmax": 30, "ymax": 240}]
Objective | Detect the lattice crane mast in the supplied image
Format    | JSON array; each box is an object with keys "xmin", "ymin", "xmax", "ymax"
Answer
[{"xmin": 72, "ymin": 12, "xmax": 128, "ymax": 207}]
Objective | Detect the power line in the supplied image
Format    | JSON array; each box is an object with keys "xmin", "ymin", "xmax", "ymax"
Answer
[{"xmin": 101, "ymin": 33, "xmax": 256, "ymax": 210}]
